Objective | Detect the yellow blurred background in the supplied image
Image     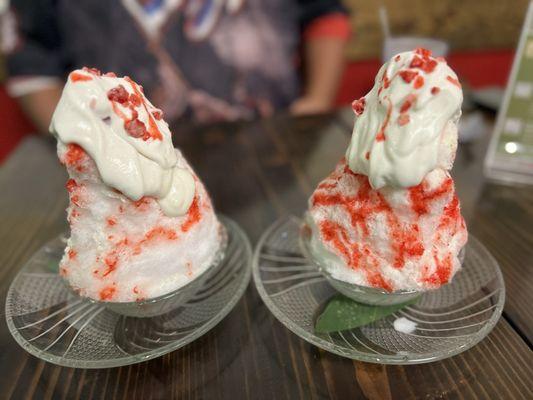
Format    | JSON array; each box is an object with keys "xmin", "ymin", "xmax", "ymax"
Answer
[
  {"xmin": 0, "ymin": 0, "xmax": 530, "ymax": 80},
  {"xmin": 344, "ymin": 0, "xmax": 529, "ymax": 59}
]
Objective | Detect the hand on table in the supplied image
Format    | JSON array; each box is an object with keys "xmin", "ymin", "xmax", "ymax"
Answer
[{"xmin": 290, "ymin": 96, "xmax": 332, "ymax": 116}]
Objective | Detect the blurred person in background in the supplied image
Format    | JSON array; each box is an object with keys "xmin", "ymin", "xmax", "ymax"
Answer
[{"xmin": 2, "ymin": 0, "xmax": 350, "ymax": 133}]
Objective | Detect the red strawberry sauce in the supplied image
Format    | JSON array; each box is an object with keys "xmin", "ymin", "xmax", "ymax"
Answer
[{"xmin": 311, "ymin": 161, "xmax": 462, "ymax": 291}]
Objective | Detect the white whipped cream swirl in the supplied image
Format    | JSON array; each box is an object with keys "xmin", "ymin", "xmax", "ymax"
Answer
[
  {"xmin": 50, "ymin": 68, "xmax": 195, "ymax": 216},
  {"xmin": 346, "ymin": 49, "xmax": 463, "ymax": 189}
]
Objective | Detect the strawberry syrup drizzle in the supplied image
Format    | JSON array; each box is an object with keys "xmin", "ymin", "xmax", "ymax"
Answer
[
  {"xmin": 65, "ymin": 178, "xmax": 83, "ymax": 206},
  {"xmin": 424, "ymin": 253, "xmax": 453, "ymax": 286},
  {"xmin": 317, "ymin": 182, "xmax": 338, "ymax": 190},
  {"xmin": 446, "ymin": 76, "xmax": 461, "ymax": 88},
  {"xmin": 70, "ymin": 72, "xmax": 93, "ymax": 82},
  {"xmin": 99, "ymin": 224, "xmax": 180, "ymax": 277},
  {"xmin": 64, "ymin": 154, "xmax": 189, "ymax": 277},
  {"xmin": 312, "ymin": 168, "xmax": 392, "ymax": 288},
  {"xmin": 409, "ymin": 177, "xmax": 453, "ymax": 216},
  {"xmin": 400, "ymin": 94, "xmax": 417, "ymax": 114},
  {"xmin": 372, "ymin": 187, "xmax": 424, "ymax": 269},
  {"xmin": 319, "ymin": 220, "xmax": 354, "ymax": 265},
  {"xmin": 312, "ymin": 161, "xmax": 460, "ymax": 290},
  {"xmin": 70, "ymin": 67, "xmax": 102, "ymax": 83},
  {"xmin": 97, "ymin": 195, "xmax": 201, "ymax": 278},
  {"xmin": 397, "ymin": 114, "xmax": 410, "ymax": 126},
  {"xmin": 99, "ymin": 285, "xmax": 116, "ymax": 300},
  {"xmin": 181, "ymin": 196, "xmax": 201, "ymax": 232},
  {"xmin": 63, "ymin": 144, "xmax": 86, "ymax": 172},
  {"xmin": 382, "ymin": 70, "xmax": 391, "ymax": 89},
  {"xmin": 102, "ymin": 255, "xmax": 118, "ymax": 277},
  {"xmin": 375, "ymin": 97, "xmax": 392, "ymax": 142},
  {"xmin": 143, "ymin": 227, "xmax": 178, "ymax": 241},
  {"xmin": 132, "ymin": 196, "xmax": 151, "ymax": 211}
]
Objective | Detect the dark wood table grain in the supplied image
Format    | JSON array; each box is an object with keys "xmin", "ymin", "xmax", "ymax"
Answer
[{"xmin": 1, "ymin": 110, "xmax": 532, "ymax": 400}]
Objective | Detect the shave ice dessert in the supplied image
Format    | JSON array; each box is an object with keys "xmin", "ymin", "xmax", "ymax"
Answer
[
  {"xmin": 306, "ymin": 48, "xmax": 467, "ymax": 293},
  {"xmin": 51, "ymin": 67, "xmax": 222, "ymax": 303}
]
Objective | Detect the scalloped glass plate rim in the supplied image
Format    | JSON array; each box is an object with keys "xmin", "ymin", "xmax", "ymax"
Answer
[
  {"xmin": 252, "ymin": 216, "xmax": 506, "ymax": 365},
  {"xmin": 5, "ymin": 215, "xmax": 252, "ymax": 369}
]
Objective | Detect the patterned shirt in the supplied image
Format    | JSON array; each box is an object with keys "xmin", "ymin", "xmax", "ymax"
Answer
[{"xmin": 4, "ymin": 0, "xmax": 348, "ymax": 122}]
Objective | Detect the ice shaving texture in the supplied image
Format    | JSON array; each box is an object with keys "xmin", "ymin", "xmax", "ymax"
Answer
[
  {"xmin": 307, "ymin": 49, "xmax": 467, "ymax": 292},
  {"xmin": 52, "ymin": 68, "xmax": 221, "ymax": 302},
  {"xmin": 307, "ymin": 160, "xmax": 466, "ymax": 291},
  {"xmin": 346, "ymin": 48, "xmax": 463, "ymax": 189}
]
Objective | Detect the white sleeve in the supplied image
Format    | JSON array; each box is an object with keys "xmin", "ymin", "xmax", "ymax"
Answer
[{"xmin": 6, "ymin": 76, "xmax": 62, "ymax": 97}]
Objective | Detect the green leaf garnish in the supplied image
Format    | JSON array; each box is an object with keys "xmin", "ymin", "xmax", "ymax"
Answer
[
  {"xmin": 48, "ymin": 261, "xmax": 59, "ymax": 273},
  {"xmin": 315, "ymin": 294, "xmax": 419, "ymax": 333}
]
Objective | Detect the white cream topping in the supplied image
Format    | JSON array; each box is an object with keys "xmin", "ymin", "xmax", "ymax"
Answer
[
  {"xmin": 346, "ymin": 49, "xmax": 463, "ymax": 189},
  {"xmin": 50, "ymin": 69, "xmax": 195, "ymax": 216}
]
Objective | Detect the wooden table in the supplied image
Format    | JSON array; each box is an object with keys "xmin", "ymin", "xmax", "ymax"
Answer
[{"xmin": 1, "ymin": 111, "xmax": 532, "ymax": 399}]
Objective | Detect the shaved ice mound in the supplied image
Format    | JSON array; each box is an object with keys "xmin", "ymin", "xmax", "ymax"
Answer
[
  {"xmin": 58, "ymin": 143, "xmax": 222, "ymax": 302},
  {"xmin": 51, "ymin": 67, "xmax": 222, "ymax": 303},
  {"xmin": 306, "ymin": 160, "xmax": 467, "ymax": 292},
  {"xmin": 306, "ymin": 48, "xmax": 468, "ymax": 293}
]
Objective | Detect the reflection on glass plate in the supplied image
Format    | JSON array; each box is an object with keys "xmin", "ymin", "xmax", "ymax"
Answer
[
  {"xmin": 253, "ymin": 216, "xmax": 505, "ymax": 365},
  {"xmin": 5, "ymin": 216, "xmax": 251, "ymax": 369}
]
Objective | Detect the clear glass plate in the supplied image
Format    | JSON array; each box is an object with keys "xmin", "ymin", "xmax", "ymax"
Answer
[
  {"xmin": 5, "ymin": 215, "xmax": 252, "ymax": 369},
  {"xmin": 253, "ymin": 216, "xmax": 505, "ymax": 365}
]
